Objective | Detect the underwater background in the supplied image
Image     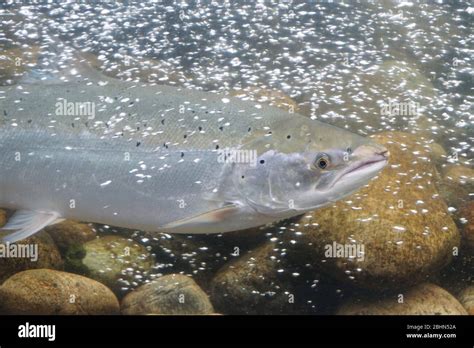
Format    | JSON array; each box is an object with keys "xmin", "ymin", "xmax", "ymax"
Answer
[{"xmin": 0, "ymin": 0, "xmax": 472, "ymax": 315}]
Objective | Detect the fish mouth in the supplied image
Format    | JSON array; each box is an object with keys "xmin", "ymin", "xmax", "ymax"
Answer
[
  {"xmin": 330, "ymin": 145, "xmax": 389, "ymax": 188},
  {"xmin": 343, "ymin": 155, "xmax": 388, "ymax": 177}
]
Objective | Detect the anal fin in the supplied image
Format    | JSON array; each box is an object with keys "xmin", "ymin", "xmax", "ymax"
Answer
[{"xmin": 1, "ymin": 210, "xmax": 62, "ymax": 243}]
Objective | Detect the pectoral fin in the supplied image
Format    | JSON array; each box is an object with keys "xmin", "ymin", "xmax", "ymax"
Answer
[
  {"xmin": 1, "ymin": 210, "xmax": 62, "ymax": 243},
  {"xmin": 160, "ymin": 204, "xmax": 242, "ymax": 233}
]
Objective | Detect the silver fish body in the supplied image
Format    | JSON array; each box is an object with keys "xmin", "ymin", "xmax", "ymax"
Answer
[{"xmin": 0, "ymin": 69, "xmax": 388, "ymax": 241}]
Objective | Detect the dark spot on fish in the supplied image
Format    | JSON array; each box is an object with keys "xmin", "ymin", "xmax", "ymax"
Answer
[
  {"xmin": 248, "ymin": 127, "xmax": 251, "ymax": 132},
  {"xmin": 268, "ymin": 131, "xmax": 272, "ymax": 135},
  {"xmin": 215, "ymin": 145, "xmax": 219, "ymax": 150},
  {"xmin": 137, "ymin": 126, "xmax": 140, "ymax": 131},
  {"xmin": 287, "ymin": 135, "xmax": 291, "ymax": 139},
  {"xmin": 183, "ymin": 134, "xmax": 187, "ymax": 139},
  {"xmin": 191, "ymin": 110, "xmax": 195, "ymax": 114},
  {"xmin": 129, "ymin": 101, "xmax": 134, "ymax": 106},
  {"xmin": 163, "ymin": 143, "xmax": 168, "ymax": 149},
  {"xmin": 136, "ymin": 141, "xmax": 141, "ymax": 147},
  {"xmin": 66, "ymin": 89, "xmax": 70, "ymax": 93},
  {"xmin": 115, "ymin": 96, "xmax": 118, "ymax": 100},
  {"xmin": 260, "ymin": 160, "xmax": 265, "ymax": 164},
  {"xmin": 3, "ymin": 110, "xmax": 6, "ymax": 116},
  {"xmin": 72, "ymin": 123, "xmax": 75, "ymax": 128},
  {"xmin": 198, "ymin": 126, "xmax": 202, "ymax": 131},
  {"xmin": 205, "ymin": 111, "xmax": 209, "ymax": 114},
  {"xmin": 27, "ymin": 119, "xmax": 32, "ymax": 124},
  {"xmin": 161, "ymin": 119, "xmax": 165, "ymax": 125},
  {"xmin": 219, "ymin": 126, "xmax": 224, "ymax": 131},
  {"xmin": 241, "ymin": 175, "xmax": 245, "ymax": 179},
  {"xmin": 181, "ymin": 152, "xmax": 184, "ymax": 158},
  {"xmin": 85, "ymin": 122, "xmax": 89, "ymax": 127}
]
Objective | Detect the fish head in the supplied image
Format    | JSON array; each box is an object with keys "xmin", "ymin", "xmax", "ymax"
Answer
[{"xmin": 232, "ymin": 121, "xmax": 389, "ymax": 215}]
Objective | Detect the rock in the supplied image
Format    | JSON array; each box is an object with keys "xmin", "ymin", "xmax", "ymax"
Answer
[
  {"xmin": 210, "ymin": 242, "xmax": 295, "ymax": 314},
  {"xmin": 107, "ymin": 227, "xmax": 231, "ymax": 286},
  {"xmin": 438, "ymin": 164, "xmax": 472, "ymax": 209},
  {"xmin": 411, "ymin": 115, "xmax": 443, "ymax": 139},
  {"xmin": 0, "ymin": 269, "xmax": 119, "ymax": 314},
  {"xmin": 230, "ymin": 87, "xmax": 298, "ymax": 113},
  {"xmin": 457, "ymin": 202, "xmax": 474, "ymax": 250},
  {"xmin": 0, "ymin": 231, "xmax": 64, "ymax": 284},
  {"xmin": 442, "ymin": 164, "xmax": 474, "ymax": 187},
  {"xmin": 112, "ymin": 227, "xmax": 268, "ymax": 286},
  {"xmin": 0, "ymin": 45, "xmax": 41, "ymax": 84},
  {"xmin": 303, "ymin": 57, "xmax": 444, "ymax": 138},
  {"xmin": 80, "ymin": 51, "xmax": 191, "ymax": 86},
  {"xmin": 436, "ymin": 247, "xmax": 473, "ymax": 297},
  {"xmin": 142, "ymin": 232, "xmax": 223, "ymax": 281},
  {"xmin": 337, "ymin": 283, "xmax": 467, "ymax": 315},
  {"xmin": 378, "ymin": 58, "xmax": 435, "ymax": 104},
  {"xmin": 457, "ymin": 286, "xmax": 474, "ymax": 315},
  {"xmin": 437, "ymin": 180, "xmax": 470, "ymax": 210},
  {"xmin": 425, "ymin": 142, "xmax": 447, "ymax": 164},
  {"xmin": 0, "ymin": 209, "xmax": 6, "ymax": 226},
  {"xmin": 284, "ymin": 131, "xmax": 460, "ymax": 290},
  {"xmin": 207, "ymin": 226, "xmax": 269, "ymax": 252},
  {"xmin": 393, "ymin": 3, "xmax": 463, "ymax": 80},
  {"xmin": 45, "ymin": 220, "xmax": 96, "ymax": 252},
  {"xmin": 121, "ymin": 274, "xmax": 214, "ymax": 315},
  {"xmin": 209, "ymin": 241, "xmax": 340, "ymax": 314},
  {"xmin": 65, "ymin": 235, "xmax": 155, "ymax": 297}
]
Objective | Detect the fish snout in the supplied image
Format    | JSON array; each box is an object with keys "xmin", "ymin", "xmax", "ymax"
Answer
[
  {"xmin": 353, "ymin": 143, "xmax": 389, "ymax": 160},
  {"xmin": 375, "ymin": 145, "xmax": 390, "ymax": 159}
]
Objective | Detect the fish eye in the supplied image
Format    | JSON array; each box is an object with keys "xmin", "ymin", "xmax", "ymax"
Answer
[{"xmin": 315, "ymin": 153, "xmax": 330, "ymax": 169}]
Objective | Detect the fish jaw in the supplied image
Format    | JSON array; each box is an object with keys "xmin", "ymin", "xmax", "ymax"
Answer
[{"xmin": 328, "ymin": 143, "xmax": 389, "ymax": 189}]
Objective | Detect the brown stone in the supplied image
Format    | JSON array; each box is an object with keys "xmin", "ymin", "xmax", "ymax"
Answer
[
  {"xmin": 0, "ymin": 269, "xmax": 119, "ymax": 315},
  {"xmin": 337, "ymin": 283, "xmax": 467, "ymax": 315},
  {"xmin": 457, "ymin": 286, "xmax": 474, "ymax": 315},
  {"xmin": 45, "ymin": 220, "xmax": 96, "ymax": 252},
  {"xmin": 0, "ymin": 231, "xmax": 64, "ymax": 284},
  {"xmin": 121, "ymin": 274, "xmax": 214, "ymax": 315}
]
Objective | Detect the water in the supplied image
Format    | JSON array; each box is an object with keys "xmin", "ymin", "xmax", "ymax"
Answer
[{"xmin": 0, "ymin": 1, "xmax": 472, "ymax": 315}]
